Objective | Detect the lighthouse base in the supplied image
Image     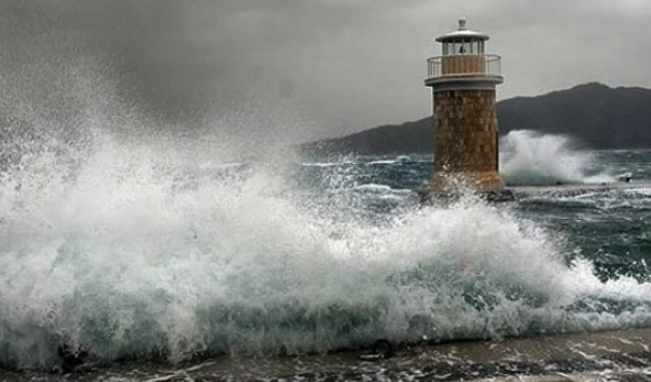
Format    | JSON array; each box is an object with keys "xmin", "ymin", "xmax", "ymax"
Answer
[
  {"xmin": 431, "ymin": 170, "xmax": 506, "ymax": 192},
  {"xmin": 419, "ymin": 171, "xmax": 512, "ymax": 204},
  {"xmin": 418, "ymin": 188, "xmax": 515, "ymax": 205}
]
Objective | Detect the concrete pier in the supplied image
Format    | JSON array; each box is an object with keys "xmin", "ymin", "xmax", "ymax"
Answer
[
  {"xmin": 9, "ymin": 329, "xmax": 651, "ymax": 381},
  {"xmin": 419, "ymin": 180, "xmax": 651, "ymax": 204},
  {"xmin": 512, "ymin": 180, "xmax": 651, "ymax": 198}
]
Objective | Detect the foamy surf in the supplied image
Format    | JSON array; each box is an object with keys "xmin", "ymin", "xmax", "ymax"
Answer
[
  {"xmin": 500, "ymin": 130, "xmax": 616, "ymax": 186},
  {"xmin": 2, "ymin": 131, "xmax": 651, "ymax": 372},
  {"xmin": 4, "ymin": 329, "xmax": 651, "ymax": 381}
]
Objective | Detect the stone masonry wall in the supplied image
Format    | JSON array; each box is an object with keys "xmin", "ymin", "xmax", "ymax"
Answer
[{"xmin": 432, "ymin": 89, "xmax": 505, "ymax": 191}]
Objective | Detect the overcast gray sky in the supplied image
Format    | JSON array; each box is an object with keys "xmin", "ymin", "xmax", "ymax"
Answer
[{"xmin": 1, "ymin": 0, "xmax": 650, "ymax": 143}]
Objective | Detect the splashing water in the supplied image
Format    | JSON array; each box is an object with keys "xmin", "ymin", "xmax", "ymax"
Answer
[
  {"xmin": 1, "ymin": 63, "xmax": 650, "ymax": 370},
  {"xmin": 3, "ymin": 125, "xmax": 651, "ymax": 371},
  {"xmin": 500, "ymin": 130, "xmax": 615, "ymax": 186}
]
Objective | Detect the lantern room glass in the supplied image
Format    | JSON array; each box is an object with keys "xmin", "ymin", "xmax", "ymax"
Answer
[{"xmin": 442, "ymin": 40, "xmax": 485, "ymax": 56}]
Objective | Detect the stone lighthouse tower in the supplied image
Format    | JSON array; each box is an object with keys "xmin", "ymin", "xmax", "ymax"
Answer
[{"xmin": 425, "ymin": 18, "xmax": 505, "ymax": 194}]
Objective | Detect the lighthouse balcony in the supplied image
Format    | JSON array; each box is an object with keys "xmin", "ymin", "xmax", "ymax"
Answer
[{"xmin": 425, "ymin": 54, "xmax": 503, "ymax": 88}]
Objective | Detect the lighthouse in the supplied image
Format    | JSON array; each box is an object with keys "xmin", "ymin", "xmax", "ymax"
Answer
[{"xmin": 425, "ymin": 18, "xmax": 506, "ymax": 196}]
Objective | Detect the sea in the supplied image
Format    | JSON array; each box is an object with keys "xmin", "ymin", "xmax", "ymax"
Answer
[{"xmin": 1, "ymin": 129, "xmax": 651, "ymax": 381}]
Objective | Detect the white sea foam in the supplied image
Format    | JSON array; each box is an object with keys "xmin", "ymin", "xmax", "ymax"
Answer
[
  {"xmin": 0, "ymin": 68, "xmax": 650, "ymax": 370},
  {"xmin": 500, "ymin": 130, "xmax": 616, "ymax": 186},
  {"xmin": 367, "ymin": 160, "xmax": 398, "ymax": 165},
  {"xmin": 3, "ymin": 130, "xmax": 651, "ymax": 370},
  {"xmin": 353, "ymin": 184, "xmax": 410, "ymax": 194},
  {"xmin": 300, "ymin": 162, "xmax": 342, "ymax": 167}
]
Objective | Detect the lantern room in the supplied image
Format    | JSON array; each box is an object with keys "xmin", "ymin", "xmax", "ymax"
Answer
[
  {"xmin": 425, "ymin": 18, "xmax": 502, "ymax": 87},
  {"xmin": 437, "ymin": 18, "xmax": 488, "ymax": 56}
]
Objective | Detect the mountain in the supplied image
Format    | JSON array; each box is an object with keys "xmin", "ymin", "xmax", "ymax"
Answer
[{"xmin": 299, "ymin": 83, "xmax": 651, "ymax": 157}]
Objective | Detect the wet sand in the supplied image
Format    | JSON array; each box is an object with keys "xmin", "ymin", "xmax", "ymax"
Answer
[{"xmin": 4, "ymin": 328, "xmax": 651, "ymax": 381}]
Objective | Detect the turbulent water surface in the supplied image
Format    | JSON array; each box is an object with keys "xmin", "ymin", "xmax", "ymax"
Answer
[{"xmin": 1, "ymin": 129, "xmax": 651, "ymax": 380}]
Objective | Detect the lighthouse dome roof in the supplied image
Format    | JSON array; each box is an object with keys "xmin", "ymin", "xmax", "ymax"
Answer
[{"xmin": 435, "ymin": 18, "xmax": 489, "ymax": 42}]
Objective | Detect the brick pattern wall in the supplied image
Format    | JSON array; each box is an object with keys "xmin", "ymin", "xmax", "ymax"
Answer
[{"xmin": 432, "ymin": 89, "xmax": 505, "ymax": 191}]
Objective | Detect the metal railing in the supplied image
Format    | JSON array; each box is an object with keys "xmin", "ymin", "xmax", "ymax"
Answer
[{"xmin": 427, "ymin": 54, "xmax": 501, "ymax": 80}]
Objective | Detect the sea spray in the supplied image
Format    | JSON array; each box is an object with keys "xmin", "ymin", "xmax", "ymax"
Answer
[
  {"xmin": 3, "ymin": 128, "xmax": 649, "ymax": 370},
  {"xmin": 0, "ymin": 89, "xmax": 650, "ymax": 369},
  {"xmin": 500, "ymin": 130, "xmax": 615, "ymax": 185},
  {"xmin": 1, "ymin": 18, "xmax": 650, "ymax": 374}
]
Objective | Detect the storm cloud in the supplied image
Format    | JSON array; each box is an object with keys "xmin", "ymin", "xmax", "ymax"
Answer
[{"xmin": 0, "ymin": 0, "xmax": 649, "ymax": 142}]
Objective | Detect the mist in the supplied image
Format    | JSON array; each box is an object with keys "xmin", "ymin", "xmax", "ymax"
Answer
[{"xmin": 0, "ymin": 0, "xmax": 650, "ymax": 146}]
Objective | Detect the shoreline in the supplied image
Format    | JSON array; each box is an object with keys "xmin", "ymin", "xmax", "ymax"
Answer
[{"xmin": 4, "ymin": 328, "xmax": 651, "ymax": 381}]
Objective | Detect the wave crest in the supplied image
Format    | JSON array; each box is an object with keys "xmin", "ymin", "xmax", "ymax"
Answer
[{"xmin": 500, "ymin": 130, "xmax": 614, "ymax": 186}]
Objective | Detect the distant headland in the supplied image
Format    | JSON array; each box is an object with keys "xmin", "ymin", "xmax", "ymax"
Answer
[{"xmin": 299, "ymin": 83, "xmax": 651, "ymax": 157}]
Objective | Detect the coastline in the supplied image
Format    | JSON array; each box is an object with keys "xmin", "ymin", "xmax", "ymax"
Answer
[{"xmin": 5, "ymin": 328, "xmax": 651, "ymax": 381}]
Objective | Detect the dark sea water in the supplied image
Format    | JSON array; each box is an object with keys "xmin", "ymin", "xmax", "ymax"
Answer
[{"xmin": 1, "ymin": 130, "xmax": 651, "ymax": 380}]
